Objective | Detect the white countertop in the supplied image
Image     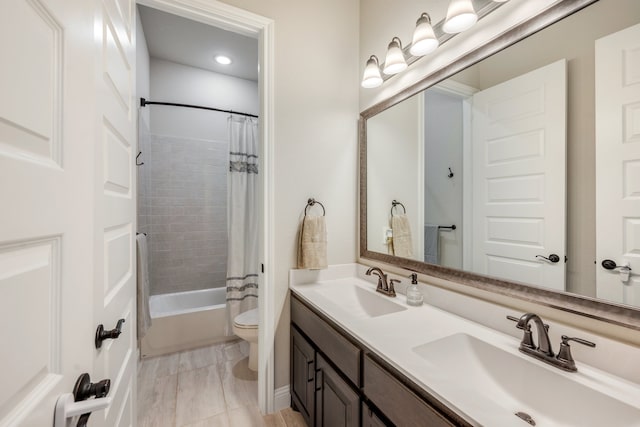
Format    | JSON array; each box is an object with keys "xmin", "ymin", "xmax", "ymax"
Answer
[{"xmin": 289, "ymin": 269, "xmax": 640, "ymax": 427}]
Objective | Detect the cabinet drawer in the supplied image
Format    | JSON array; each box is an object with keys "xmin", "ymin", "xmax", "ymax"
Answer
[
  {"xmin": 364, "ymin": 355, "xmax": 455, "ymax": 427},
  {"xmin": 291, "ymin": 296, "xmax": 361, "ymax": 386}
]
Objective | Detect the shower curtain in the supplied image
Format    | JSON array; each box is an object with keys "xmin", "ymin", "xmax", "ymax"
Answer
[{"xmin": 226, "ymin": 116, "xmax": 259, "ymax": 334}]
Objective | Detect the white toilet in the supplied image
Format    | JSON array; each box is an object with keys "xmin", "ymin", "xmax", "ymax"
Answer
[{"xmin": 232, "ymin": 308, "xmax": 259, "ymax": 371}]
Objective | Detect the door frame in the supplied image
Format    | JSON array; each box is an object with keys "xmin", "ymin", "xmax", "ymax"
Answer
[
  {"xmin": 136, "ymin": 0, "xmax": 276, "ymax": 413},
  {"xmin": 429, "ymin": 80, "xmax": 478, "ymax": 270}
]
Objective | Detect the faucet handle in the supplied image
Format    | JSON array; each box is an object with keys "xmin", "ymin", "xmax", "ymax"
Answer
[
  {"xmin": 388, "ymin": 279, "xmax": 399, "ymax": 297},
  {"xmin": 506, "ymin": 315, "xmax": 535, "ymax": 349},
  {"xmin": 506, "ymin": 315, "xmax": 523, "ymax": 328},
  {"xmin": 556, "ymin": 335, "xmax": 596, "ymax": 371},
  {"xmin": 506, "ymin": 315, "xmax": 549, "ymax": 332},
  {"xmin": 560, "ymin": 335, "xmax": 596, "ymax": 349}
]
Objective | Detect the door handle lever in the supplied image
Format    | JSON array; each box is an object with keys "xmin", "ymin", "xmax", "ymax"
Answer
[
  {"xmin": 602, "ymin": 259, "xmax": 632, "ymax": 281},
  {"xmin": 601, "ymin": 259, "xmax": 632, "ymax": 271},
  {"xmin": 95, "ymin": 318, "xmax": 125, "ymax": 349},
  {"xmin": 54, "ymin": 393, "xmax": 112, "ymax": 427},
  {"xmin": 535, "ymin": 254, "xmax": 560, "ymax": 263},
  {"xmin": 54, "ymin": 373, "xmax": 112, "ymax": 427}
]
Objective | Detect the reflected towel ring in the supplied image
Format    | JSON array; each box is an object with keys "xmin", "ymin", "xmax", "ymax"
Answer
[
  {"xmin": 305, "ymin": 198, "xmax": 326, "ymax": 216},
  {"xmin": 391, "ymin": 200, "xmax": 406, "ymax": 216}
]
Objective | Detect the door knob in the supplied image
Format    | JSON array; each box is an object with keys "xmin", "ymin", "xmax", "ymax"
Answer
[
  {"xmin": 95, "ymin": 318, "xmax": 125, "ymax": 348},
  {"xmin": 73, "ymin": 373, "xmax": 111, "ymax": 401},
  {"xmin": 535, "ymin": 254, "xmax": 560, "ymax": 263},
  {"xmin": 601, "ymin": 259, "xmax": 632, "ymax": 271},
  {"xmin": 601, "ymin": 259, "xmax": 632, "ymax": 281},
  {"xmin": 54, "ymin": 373, "xmax": 112, "ymax": 427}
]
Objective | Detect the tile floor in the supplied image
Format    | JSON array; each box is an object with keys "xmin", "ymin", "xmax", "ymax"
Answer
[{"xmin": 137, "ymin": 340, "xmax": 307, "ymax": 427}]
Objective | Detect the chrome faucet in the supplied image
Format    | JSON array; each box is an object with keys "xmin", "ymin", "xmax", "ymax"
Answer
[
  {"xmin": 365, "ymin": 267, "xmax": 396, "ymax": 297},
  {"xmin": 507, "ymin": 313, "xmax": 596, "ymax": 372}
]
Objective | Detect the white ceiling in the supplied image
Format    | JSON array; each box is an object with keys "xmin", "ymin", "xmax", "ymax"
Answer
[{"xmin": 138, "ymin": 5, "xmax": 259, "ymax": 81}]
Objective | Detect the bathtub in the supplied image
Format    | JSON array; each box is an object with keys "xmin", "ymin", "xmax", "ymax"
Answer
[{"xmin": 140, "ymin": 287, "xmax": 236, "ymax": 358}]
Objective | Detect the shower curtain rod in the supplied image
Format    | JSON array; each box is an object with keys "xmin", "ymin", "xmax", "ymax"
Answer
[{"xmin": 140, "ymin": 98, "xmax": 258, "ymax": 118}]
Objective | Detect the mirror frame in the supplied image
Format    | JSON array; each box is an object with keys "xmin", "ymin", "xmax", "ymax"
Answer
[{"xmin": 359, "ymin": 0, "xmax": 640, "ymax": 331}]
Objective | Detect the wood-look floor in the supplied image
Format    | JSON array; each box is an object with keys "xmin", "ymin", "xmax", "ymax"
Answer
[{"xmin": 137, "ymin": 340, "xmax": 307, "ymax": 427}]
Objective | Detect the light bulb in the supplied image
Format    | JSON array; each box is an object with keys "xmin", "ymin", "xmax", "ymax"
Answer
[
  {"xmin": 409, "ymin": 13, "xmax": 439, "ymax": 56},
  {"xmin": 215, "ymin": 55, "xmax": 232, "ymax": 65},
  {"xmin": 361, "ymin": 55, "xmax": 383, "ymax": 88},
  {"xmin": 383, "ymin": 37, "xmax": 407, "ymax": 75},
  {"xmin": 443, "ymin": 0, "xmax": 477, "ymax": 34}
]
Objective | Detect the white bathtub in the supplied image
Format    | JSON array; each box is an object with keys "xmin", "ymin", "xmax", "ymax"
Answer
[{"xmin": 140, "ymin": 288, "xmax": 235, "ymax": 358}]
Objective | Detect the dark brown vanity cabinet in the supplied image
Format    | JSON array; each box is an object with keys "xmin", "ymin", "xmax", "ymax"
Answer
[
  {"xmin": 361, "ymin": 403, "xmax": 388, "ymax": 427},
  {"xmin": 291, "ymin": 326, "xmax": 360, "ymax": 427},
  {"xmin": 291, "ymin": 296, "xmax": 361, "ymax": 427},
  {"xmin": 291, "ymin": 327, "xmax": 316, "ymax": 426},
  {"xmin": 364, "ymin": 355, "xmax": 455, "ymax": 427},
  {"xmin": 315, "ymin": 353, "xmax": 360, "ymax": 427},
  {"xmin": 291, "ymin": 294, "xmax": 467, "ymax": 427}
]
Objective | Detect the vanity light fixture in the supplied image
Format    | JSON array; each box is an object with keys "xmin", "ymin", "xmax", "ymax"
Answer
[
  {"xmin": 409, "ymin": 13, "xmax": 439, "ymax": 56},
  {"xmin": 361, "ymin": 55, "xmax": 383, "ymax": 88},
  {"xmin": 361, "ymin": 0, "xmax": 506, "ymax": 89},
  {"xmin": 214, "ymin": 55, "xmax": 232, "ymax": 65},
  {"xmin": 443, "ymin": 0, "xmax": 478, "ymax": 34},
  {"xmin": 383, "ymin": 37, "xmax": 408, "ymax": 75}
]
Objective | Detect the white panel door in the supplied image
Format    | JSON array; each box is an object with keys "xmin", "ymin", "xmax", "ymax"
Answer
[
  {"xmin": 0, "ymin": 0, "xmax": 136, "ymax": 425},
  {"xmin": 596, "ymin": 23, "xmax": 640, "ymax": 306},
  {"xmin": 93, "ymin": 0, "xmax": 138, "ymax": 425},
  {"xmin": 0, "ymin": 0, "xmax": 95, "ymax": 425},
  {"xmin": 472, "ymin": 59, "xmax": 567, "ymax": 291}
]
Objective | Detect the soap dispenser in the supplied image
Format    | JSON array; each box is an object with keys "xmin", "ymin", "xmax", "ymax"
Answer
[{"xmin": 406, "ymin": 273, "xmax": 423, "ymax": 306}]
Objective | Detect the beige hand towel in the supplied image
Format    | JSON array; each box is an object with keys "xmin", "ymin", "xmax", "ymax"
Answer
[
  {"xmin": 297, "ymin": 215, "xmax": 328, "ymax": 270},
  {"xmin": 391, "ymin": 214, "xmax": 413, "ymax": 258}
]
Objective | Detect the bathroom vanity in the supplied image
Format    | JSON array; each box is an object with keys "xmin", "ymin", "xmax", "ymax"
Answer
[
  {"xmin": 291, "ymin": 294, "xmax": 462, "ymax": 427},
  {"xmin": 289, "ymin": 265, "xmax": 640, "ymax": 427}
]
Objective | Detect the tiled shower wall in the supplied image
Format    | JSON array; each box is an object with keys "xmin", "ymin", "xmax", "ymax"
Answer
[{"xmin": 138, "ymin": 134, "xmax": 228, "ymax": 295}]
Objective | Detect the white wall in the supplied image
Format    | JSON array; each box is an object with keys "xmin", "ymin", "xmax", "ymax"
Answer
[
  {"xmin": 136, "ymin": 10, "xmax": 151, "ymax": 127},
  {"xmin": 136, "ymin": 10, "xmax": 152, "ymax": 237},
  {"xmin": 209, "ymin": 0, "xmax": 360, "ymax": 389},
  {"xmin": 424, "ymin": 90, "xmax": 463, "ymax": 269},
  {"xmin": 367, "ymin": 95, "xmax": 422, "ymax": 258},
  {"xmin": 149, "ymin": 58, "xmax": 258, "ymax": 140}
]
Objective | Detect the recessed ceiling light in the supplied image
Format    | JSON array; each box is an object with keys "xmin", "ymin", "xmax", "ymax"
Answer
[{"xmin": 215, "ymin": 55, "xmax": 232, "ymax": 65}]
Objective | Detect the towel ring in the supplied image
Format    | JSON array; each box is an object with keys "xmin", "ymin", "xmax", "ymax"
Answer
[
  {"xmin": 305, "ymin": 198, "xmax": 325, "ymax": 216},
  {"xmin": 390, "ymin": 200, "xmax": 406, "ymax": 216}
]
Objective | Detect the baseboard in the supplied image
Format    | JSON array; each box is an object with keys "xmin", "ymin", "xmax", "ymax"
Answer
[{"xmin": 274, "ymin": 385, "xmax": 291, "ymax": 412}]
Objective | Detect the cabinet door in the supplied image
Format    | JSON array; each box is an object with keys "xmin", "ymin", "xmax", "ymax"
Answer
[
  {"xmin": 362, "ymin": 403, "xmax": 390, "ymax": 427},
  {"xmin": 315, "ymin": 354, "xmax": 360, "ymax": 427},
  {"xmin": 291, "ymin": 327, "xmax": 316, "ymax": 426}
]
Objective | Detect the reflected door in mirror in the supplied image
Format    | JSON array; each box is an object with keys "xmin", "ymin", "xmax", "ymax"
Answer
[
  {"xmin": 596, "ymin": 22, "xmax": 640, "ymax": 305},
  {"xmin": 471, "ymin": 60, "xmax": 567, "ymax": 291}
]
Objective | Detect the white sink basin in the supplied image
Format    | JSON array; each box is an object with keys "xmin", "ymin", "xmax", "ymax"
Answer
[
  {"xmin": 412, "ymin": 333, "xmax": 640, "ymax": 427},
  {"xmin": 310, "ymin": 282, "xmax": 406, "ymax": 318}
]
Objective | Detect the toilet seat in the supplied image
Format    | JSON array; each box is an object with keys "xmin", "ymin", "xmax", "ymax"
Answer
[{"xmin": 234, "ymin": 308, "xmax": 258, "ymax": 329}]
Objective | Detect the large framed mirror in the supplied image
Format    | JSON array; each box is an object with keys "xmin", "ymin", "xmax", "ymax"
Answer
[{"xmin": 360, "ymin": 0, "xmax": 640, "ymax": 329}]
